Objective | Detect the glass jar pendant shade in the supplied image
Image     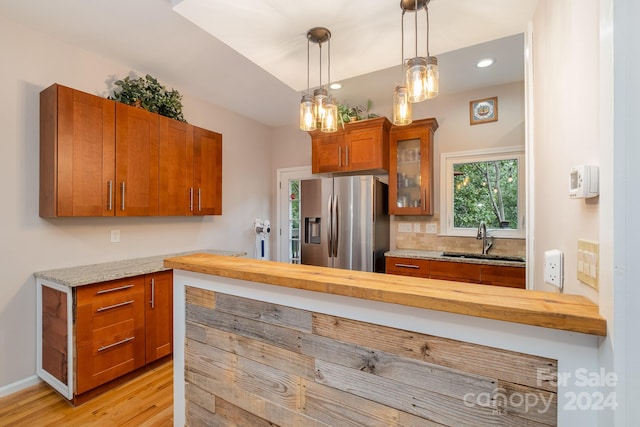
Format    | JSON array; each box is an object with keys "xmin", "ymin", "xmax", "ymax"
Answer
[
  {"xmin": 299, "ymin": 27, "xmax": 337, "ymax": 133},
  {"xmin": 299, "ymin": 94, "xmax": 316, "ymax": 131},
  {"xmin": 401, "ymin": 0, "xmax": 438, "ymax": 104},
  {"xmin": 406, "ymin": 56, "xmax": 438, "ymax": 102},
  {"xmin": 393, "ymin": 84, "xmax": 412, "ymax": 126}
]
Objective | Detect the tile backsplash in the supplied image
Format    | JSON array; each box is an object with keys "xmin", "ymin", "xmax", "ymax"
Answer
[{"xmin": 393, "ymin": 215, "xmax": 526, "ymax": 257}]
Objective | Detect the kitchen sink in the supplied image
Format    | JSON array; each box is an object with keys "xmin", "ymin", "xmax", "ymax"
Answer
[{"xmin": 442, "ymin": 252, "xmax": 526, "ymax": 263}]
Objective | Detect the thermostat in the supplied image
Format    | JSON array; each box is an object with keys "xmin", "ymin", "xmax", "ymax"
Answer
[{"xmin": 569, "ymin": 165, "xmax": 599, "ymax": 199}]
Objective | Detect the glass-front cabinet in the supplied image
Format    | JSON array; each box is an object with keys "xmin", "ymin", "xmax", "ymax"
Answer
[
  {"xmin": 389, "ymin": 118, "xmax": 439, "ymax": 215},
  {"xmin": 288, "ymin": 179, "xmax": 301, "ymax": 264}
]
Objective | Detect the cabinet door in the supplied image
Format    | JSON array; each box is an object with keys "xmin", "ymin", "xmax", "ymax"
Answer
[
  {"xmin": 159, "ymin": 117, "xmax": 193, "ymax": 216},
  {"xmin": 429, "ymin": 260, "xmax": 482, "ymax": 283},
  {"xmin": 75, "ymin": 277, "xmax": 145, "ymax": 394},
  {"xmin": 115, "ymin": 103, "xmax": 159, "ymax": 216},
  {"xmin": 145, "ymin": 271, "xmax": 173, "ymax": 363},
  {"xmin": 389, "ymin": 118, "xmax": 438, "ymax": 215},
  {"xmin": 344, "ymin": 120, "xmax": 389, "ymax": 172},
  {"xmin": 40, "ymin": 84, "xmax": 116, "ymax": 217},
  {"xmin": 193, "ymin": 126, "xmax": 222, "ymax": 215},
  {"xmin": 311, "ymin": 133, "xmax": 344, "ymax": 173},
  {"xmin": 480, "ymin": 265, "xmax": 526, "ymax": 289}
]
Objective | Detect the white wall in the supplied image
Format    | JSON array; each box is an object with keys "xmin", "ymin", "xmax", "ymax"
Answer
[
  {"xmin": 0, "ymin": 16, "xmax": 272, "ymax": 389},
  {"xmin": 532, "ymin": 1, "xmax": 602, "ymax": 299}
]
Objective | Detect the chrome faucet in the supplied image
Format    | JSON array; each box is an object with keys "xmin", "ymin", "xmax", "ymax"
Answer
[{"xmin": 476, "ymin": 221, "xmax": 493, "ymax": 255}]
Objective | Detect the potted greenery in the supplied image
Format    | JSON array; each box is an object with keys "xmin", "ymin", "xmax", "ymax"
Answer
[
  {"xmin": 337, "ymin": 99, "xmax": 379, "ymax": 129},
  {"xmin": 109, "ymin": 74, "xmax": 186, "ymax": 122}
]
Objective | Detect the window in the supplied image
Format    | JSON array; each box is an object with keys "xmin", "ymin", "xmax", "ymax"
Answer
[{"xmin": 441, "ymin": 147, "xmax": 525, "ymax": 238}]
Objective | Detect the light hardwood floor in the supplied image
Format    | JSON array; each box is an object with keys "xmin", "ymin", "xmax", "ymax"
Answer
[{"xmin": 0, "ymin": 360, "xmax": 173, "ymax": 426}]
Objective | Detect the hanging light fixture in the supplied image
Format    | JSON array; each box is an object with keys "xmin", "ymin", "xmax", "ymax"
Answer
[
  {"xmin": 299, "ymin": 27, "xmax": 337, "ymax": 133},
  {"xmin": 402, "ymin": 0, "xmax": 439, "ymax": 103},
  {"xmin": 393, "ymin": 8, "xmax": 412, "ymax": 126}
]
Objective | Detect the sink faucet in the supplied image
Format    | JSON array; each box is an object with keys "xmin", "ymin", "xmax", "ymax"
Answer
[{"xmin": 476, "ymin": 221, "xmax": 493, "ymax": 254}]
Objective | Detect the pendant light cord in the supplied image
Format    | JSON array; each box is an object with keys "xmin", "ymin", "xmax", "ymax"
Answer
[
  {"xmin": 306, "ymin": 38, "xmax": 310, "ymax": 95},
  {"xmin": 401, "ymin": 10, "xmax": 405, "ymax": 83},
  {"xmin": 319, "ymin": 42, "xmax": 323, "ymax": 89},
  {"xmin": 328, "ymin": 37, "xmax": 331, "ymax": 88},
  {"xmin": 426, "ymin": 3, "xmax": 430, "ymax": 57},
  {"xmin": 414, "ymin": 0, "xmax": 418, "ymax": 57}
]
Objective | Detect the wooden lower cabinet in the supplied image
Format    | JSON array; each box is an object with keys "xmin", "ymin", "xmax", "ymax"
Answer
[
  {"xmin": 145, "ymin": 271, "xmax": 173, "ymax": 363},
  {"xmin": 386, "ymin": 256, "xmax": 525, "ymax": 288},
  {"xmin": 37, "ymin": 271, "xmax": 173, "ymax": 401}
]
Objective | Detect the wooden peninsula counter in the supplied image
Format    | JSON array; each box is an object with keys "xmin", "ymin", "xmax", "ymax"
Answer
[{"xmin": 165, "ymin": 253, "xmax": 607, "ymax": 427}]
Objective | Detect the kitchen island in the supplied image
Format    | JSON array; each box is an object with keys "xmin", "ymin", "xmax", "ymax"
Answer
[{"xmin": 166, "ymin": 253, "xmax": 607, "ymax": 427}]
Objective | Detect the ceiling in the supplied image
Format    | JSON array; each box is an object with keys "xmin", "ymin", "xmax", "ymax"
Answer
[{"xmin": 0, "ymin": 0, "xmax": 536, "ymax": 127}]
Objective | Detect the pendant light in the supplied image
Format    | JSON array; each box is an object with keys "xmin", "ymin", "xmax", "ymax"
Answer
[
  {"xmin": 402, "ymin": 0, "xmax": 439, "ymax": 103},
  {"xmin": 299, "ymin": 27, "xmax": 337, "ymax": 133},
  {"xmin": 393, "ymin": 8, "xmax": 412, "ymax": 126}
]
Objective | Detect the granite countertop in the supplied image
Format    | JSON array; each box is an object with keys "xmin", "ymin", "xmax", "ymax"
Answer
[
  {"xmin": 34, "ymin": 249, "xmax": 246, "ymax": 287},
  {"xmin": 385, "ymin": 249, "xmax": 526, "ymax": 267}
]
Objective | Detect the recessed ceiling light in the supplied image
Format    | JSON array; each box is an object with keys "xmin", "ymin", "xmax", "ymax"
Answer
[
  {"xmin": 330, "ymin": 83, "xmax": 342, "ymax": 90},
  {"xmin": 476, "ymin": 58, "xmax": 496, "ymax": 68}
]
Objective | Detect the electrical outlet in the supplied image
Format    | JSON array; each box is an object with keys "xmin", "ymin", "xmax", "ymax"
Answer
[
  {"xmin": 413, "ymin": 223, "xmax": 421, "ymax": 232},
  {"xmin": 544, "ymin": 249, "xmax": 563, "ymax": 289},
  {"xmin": 110, "ymin": 229, "xmax": 120, "ymax": 243},
  {"xmin": 426, "ymin": 223, "xmax": 437, "ymax": 234}
]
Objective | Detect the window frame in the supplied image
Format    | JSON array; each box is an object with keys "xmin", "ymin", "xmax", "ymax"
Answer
[{"xmin": 440, "ymin": 147, "xmax": 525, "ymax": 238}]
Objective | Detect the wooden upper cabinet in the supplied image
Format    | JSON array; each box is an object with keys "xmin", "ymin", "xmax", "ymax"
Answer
[
  {"xmin": 40, "ymin": 83, "xmax": 223, "ymax": 217},
  {"xmin": 40, "ymin": 84, "xmax": 116, "ymax": 217},
  {"xmin": 193, "ymin": 126, "xmax": 222, "ymax": 215},
  {"xmin": 159, "ymin": 117, "xmax": 193, "ymax": 216},
  {"xmin": 115, "ymin": 103, "xmax": 159, "ymax": 216},
  {"xmin": 310, "ymin": 117, "xmax": 391, "ymax": 174},
  {"xmin": 389, "ymin": 118, "xmax": 439, "ymax": 215}
]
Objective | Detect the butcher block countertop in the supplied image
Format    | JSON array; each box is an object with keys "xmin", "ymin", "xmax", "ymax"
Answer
[{"xmin": 164, "ymin": 253, "xmax": 607, "ymax": 336}]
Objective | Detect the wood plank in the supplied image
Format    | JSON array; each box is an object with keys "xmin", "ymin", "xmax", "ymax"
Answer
[
  {"xmin": 186, "ymin": 285, "xmax": 216, "ymax": 308},
  {"xmin": 186, "ymin": 321, "xmax": 316, "ymax": 380},
  {"xmin": 301, "ymin": 332, "xmax": 501, "ymax": 401},
  {"xmin": 186, "ymin": 303, "xmax": 303, "ymax": 354},
  {"xmin": 185, "ymin": 366, "xmax": 327, "ymax": 427},
  {"xmin": 164, "ymin": 254, "xmax": 607, "ymax": 336},
  {"xmin": 213, "ymin": 291, "xmax": 313, "ymax": 332},
  {"xmin": 313, "ymin": 313, "xmax": 558, "ymax": 392},
  {"xmin": 302, "ymin": 378, "xmax": 446, "ymax": 427},
  {"xmin": 314, "ymin": 359, "xmax": 551, "ymax": 427}
]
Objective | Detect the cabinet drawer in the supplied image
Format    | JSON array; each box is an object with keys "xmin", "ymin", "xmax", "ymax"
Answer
[
  {"xmin": 385, "ymin": 257, "xmax": 430, "ymax": 278},
  {"xmin": 481, "ymin": 265, "xmax": 526, "ymax": 289},
  {"xmin": 430, "ymin": 260, "xmax": 482, "ymax": 283},
  {"xmin": 76, "ymin": 277, "xmax": 141, "ymax": 306},
  {"xmin": 75, "ymin": 277, "xmax": 145, "ymax": 394}
]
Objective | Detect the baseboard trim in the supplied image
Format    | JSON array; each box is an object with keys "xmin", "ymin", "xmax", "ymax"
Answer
[{"xmin": 0, "ymin": 375, "xmax": 41, "ymax": 398}]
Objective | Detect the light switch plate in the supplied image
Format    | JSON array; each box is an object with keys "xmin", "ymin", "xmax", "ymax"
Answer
[
  {"xmin": 544, "ymin": 249, "xmax": 563, "ymax": 289},
  {"xmin": 413, "ymin": 223, "xmax": 421, "ymax": 232},
  {"xmin": 111, "ymin": 229, "xmax": 120, "ymax": 243},
  {"xmin": 577, "ymin": 240, "xmax": 599, "ymax": 290},
  {"xmin": 398, "ymin": 223, "xmax": 412, "ymax": 233},
  {"xmin": 426, "ymin": 223, "xmax": 437, "ymax": 234}
]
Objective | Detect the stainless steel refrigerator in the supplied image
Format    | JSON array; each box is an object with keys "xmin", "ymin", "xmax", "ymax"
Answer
[{"xmin": 300, "ymin": 175, "xmax": 389, "ymax": 273}]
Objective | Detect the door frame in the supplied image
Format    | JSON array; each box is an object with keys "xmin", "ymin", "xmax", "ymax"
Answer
[{"xmin": 276, "ymin": 166, "xmax": 313, "ymax": 263}]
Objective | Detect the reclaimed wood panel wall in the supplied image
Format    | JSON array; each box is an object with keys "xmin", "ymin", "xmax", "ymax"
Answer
[{"xmin": 184, "ymin": 286, "xmax": 557, "ymax": 426}]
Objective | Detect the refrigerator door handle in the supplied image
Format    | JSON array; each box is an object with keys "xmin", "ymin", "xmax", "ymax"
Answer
[
  {"xmin": 333, "ymin": 195, "xmax": 339, "ymax": 257},
  {"xmin": 327, "ymin": 195, "xmax": 333, "ymax": 258}
]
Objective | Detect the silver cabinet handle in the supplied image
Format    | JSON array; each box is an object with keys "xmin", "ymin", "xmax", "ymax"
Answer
[
  {"xmin": 107, "ymin": 181, "xmax": 113, "ymax": 211},
  {"xmin": 327, "ymin": 196, "xmax": 333, "ymax": 258},
  {"xmin": 120, "ymin": 182, "xmax": 126, "ymax": 211},
  {"xmin": 98, "ymin": 336, "xmax": 134, "ymax": 352},
  {"xmin": 333, "ymin": 195, "xmax": 339, "ymax": 257},
  {"xmin": 189, "ymin": 188, "xmax": 194, "ymax": 212},
  {"xmin": 338, "ymin": 146, "xmax": 342, "ymax": 167},
  {"xmin": 198, "ymin": 188, "xmax": 202, "ymax": 211},
  {"xmin": 394, "ymin": 263, "xmax": 420, "ymax": 269},
  {"xmin": 96, "ymin": 284, "xmax": 134, "ymax": 294},
  {"xmin": 345, "ymin": 145, "xmax": 349, "ymax": 166},
  {"xmin": 150, "ymin": 278, "xmax": 155, "ymax": 309},
  {"xmin": 96, "ymin": 299, "xmax": 134, "ymax": 312}
]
